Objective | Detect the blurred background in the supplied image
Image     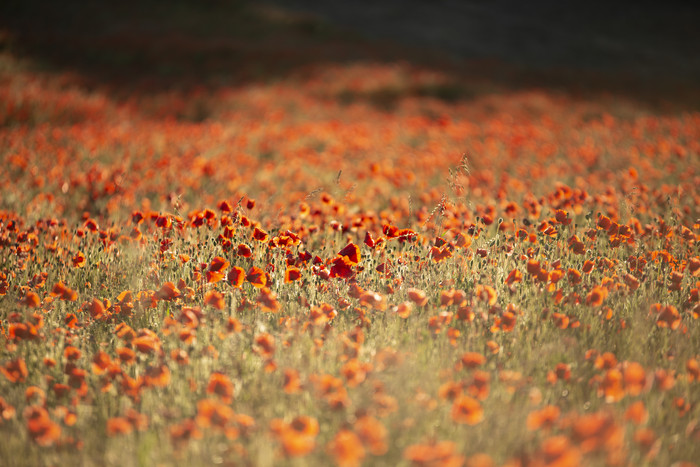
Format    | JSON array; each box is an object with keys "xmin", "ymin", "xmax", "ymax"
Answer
[{"xmin": 2, "ymin": 0, "xmax": 699, "ymax": 111}]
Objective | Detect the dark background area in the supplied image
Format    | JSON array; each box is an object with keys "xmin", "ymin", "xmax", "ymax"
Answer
[
  {"xmin": 268, "ymin": 0, "xmax": 700, "ymax": 76},
  {"xmin": 2, "ymin": 0, "xmax": 699, "ymax": 111}
]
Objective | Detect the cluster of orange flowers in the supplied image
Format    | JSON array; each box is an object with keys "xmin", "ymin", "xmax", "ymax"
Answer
[{"xmin": 1, "ymin": 7, "xmax": 699, "ymax": 464}]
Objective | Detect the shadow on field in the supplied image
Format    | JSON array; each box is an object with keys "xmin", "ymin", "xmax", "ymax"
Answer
[{"xmin": 2, "ymin": 0, "xmax": 700, "ymax": 115}]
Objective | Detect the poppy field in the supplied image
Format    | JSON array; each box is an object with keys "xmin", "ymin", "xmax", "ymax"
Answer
[{"xmin": 1, "ymin": 2, "xmax": 699, "ymax": 466}]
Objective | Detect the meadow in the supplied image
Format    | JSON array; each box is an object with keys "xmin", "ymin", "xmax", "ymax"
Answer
[{"xmin": 0, "ymin": 2, "xmax": 699, "ymax": 466}]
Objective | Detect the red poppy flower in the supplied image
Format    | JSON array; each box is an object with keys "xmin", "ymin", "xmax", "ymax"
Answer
[
  {"xmin": 327, "ymin": 429, "xmax": 365, "ymax": 466},
  {"xmin": 204, "ymin": 290, "xmax": 225, "ymax": 310},
  {"xmin": 1, "ymin": 358, "xmax": 28, "ymax": 383},
  {"xmin": 227, "ymin": 266, "xmax": 245, "ymax": 288},
  {"xmin": 207, "ymin": 372, "xmax": 234, "ymax": 403},
  {"xmin": 51, "ymin": 281, "xmax": 77, "ymax": 301},
  {"xmin": 407, "ymin": 288, "xmax": 428, "ymax": 307},
  {"xmin": 156, "ymin": 282, "xmax": 181, "ymax": 301},
  {"xmin": 330, "ymin": 256, "xmax": 354, "ymax": 279},
  {"xmin": 451, "ymin": 394, "xmax": 484, "ymax": 425},
  {"xmin": 237, "ymin": 243, "xmax": 253, "ymax": 258},
  {"xmin": 284, "ymin": 266, "xmax": 302, "ymax": 283},
  {"xmin": 246, "ymin": 266, "xmax": 267, "ymax": 288},
  {"xmin": 206, "ymin": 256, "xmax": 230, "ymax": 283},
  {"xmin": 338, "ymin": 243, "xmax": 361, "ymax": 265},
  {"xmin": 253, "ymin": 227, "xmax": 269, "ymax": 242}
]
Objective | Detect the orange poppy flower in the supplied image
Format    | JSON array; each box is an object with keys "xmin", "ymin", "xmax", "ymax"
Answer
[
  {"xmin": 155, "ymin": 282, "xmax": 181, "ymax": 301},
  {"xmin": 460, "ymin": 352, "xmax": 486, "ymax": 370},
  {"xmin": 206, "ymin": 256, "xmax": 230, "ymax": 283},
  {"xmin": 204, "ymin": 290, "xmax": 225, "ymax": 310},
  {"xmin": 594, "ymin": 352, "xmax": 617, "ymax": 370},
  {"xmin": 653, "ymin": 369, "xmax": 675, "ymax": 391},
  {"xmin": 474, "ymin": 285, "xmax": 497, "ymax": 306},
  {"xmin": 327, "ymin": 429, "xmax": 365, "ymax": 467},
  {"xmin": 237, "ymin": 243, "xmax": 253, "ymax": 258},
  {"xmin": 246, "ymin": 266, "xmax": 267, "ymax": 288},
  {"xmin": 497, "ymin": 310, "xmax": 517, "ymax": 332},
  {"xmin": 655, "ymin": 304, "xmax": 681, "ymax": 329},
  {"xmin": 622, "ymin": 362, "xmax": 647, "ymax": 395},
  {"xmin": 571, "ymin": 411, "xmax": 621, "ymax": 453},
  {"xmin": 207, "ymin": 372, "xmax": 234, "ymax": 403},
  {"xmin": 91, "ymin": 351, "xmax": 113, "ymax": 375},
  {"xmin": 24, "ymin": 406, "xmax": 61, "ymax": 446},
  {"xmin": 272, "ymin": 416, "xmax": 319, "ymax": 457},
  {"xmin": 107, "ymin": 417, "xmax": 133, "ymax": 436},
  {"xmin": 505, "ymin": 269, "xmax": 522, "ymax": 286},
  {"xmin": 597, "ymin": 215, "xmax": 611, "ymax": 230},
  {"xmin": 330, "ymin": 256, "xmax": 355, "ymax": 279},
  {"xmin": 116, "ymin": 347, "xmax": 136, "ymax": 365},
  {"xmin": 51, "ymin": 281, "xmax": 77, "ymax": 301},
  {"xmin": 133, "ymin": 332, "xmax": 161, "ymax": 355},
  {"xmin": 359, "ymin": 291, "xmax": 386, "ymax": 311},
  {"xmin": 430, "ymin": 245, "xmax": 453, "ymax": 262},
  {"xmin": 454, "ymin": 232, "xmax": 472, "ymax": 248},
  {"xmin": 226, "ymin": 317, "xmax": 243, "ymax": 333},
  {"xmin": 687, "ymin": 358, "xmax": 700, "ymax": 381},
  {"xmin": 567, "ymin": 268, "xmax": 582, "ymax": 285},
  {"xmin": 624, "ymin": 401, "xmax": 648, "ymax": 425},
  {"xmin": 25, "ymin": 386, "xmax": 45, "ymax": 405},
  {"xmin": 467, "ymin": 370, "xmax": 491, "ymax": 400},
  {"xmin": 171, "ymin": 349, "xmax": 190, "ymax": 366},
  {"xmin": 144, "ymin": 364, "xmax": 170, "ymax": 388},
  {"xmin": 395, "ymin": 301, "xmax": 413, "ymax": 319},
  {"xmin": 623, "ymin": 273, "xmax": 640, "ymax": 291},
  {"xmin": 227, "ymin": 266, "xmax": 245, "ymax": 288},
  {"xmin": 290, "ymin": 415, "xmax": 319, "ymax": 437},
  {"xmin": 451, "ymin": 394, "xmax": 484, "ymax": 425},
  {"xmin": 407, "ymin": 288, "xmax": 428, "ymax": 307},
  {"xmin": 526, "ymin": 259, "xmax": 541, "ymax": 276},
  {"xmin": 170, "ymin": 419, "xmax": 202, "ymax": 445},
  {"xmin": 84, "ymin": 218, "xmax": 99, "ymax": 232},
  {"xmin": 20, "ymin": 291, "xmax": 41, "ymax": 308},
  {"xmin": 0, "ymin": 397, "xmax": 16, "ymax": 421},
  {"xmin": 355, "ymin": 415, "xmax": 388, "ymax": 455},
  {"xmin": 338, "ymin": 243, "xmax": 361, "ymax": 265},
  {"xmin": 257, "ymin": 287, "xmax": 280, "ymax": 312},
  {"xmin": 555, "ymin": 363, "xmax": 571, "ymax": 381},
  {"xmin": 555, "ymin": 209, "xmax": 572, "ymax": 225},
  {"xmin": 217, "ymin": 200, "xmax": 233, "ymax": 212},
  {"xmin": 341, "ymin": 359, "xmax": 369, "ymax": 387},
  {"xmin": 254, "ymin": 333, "xmax": 275, "ymax": 359},
  {"xmin": 283, "ymin": 368, "xmax": 302, "ymax": 394},
  {"xmin": 125, "ymin": 409, "xmax": 149, "ymax": 431},
  {"xmin": 195, "ymin": 398, "xmax": 235, "ymax": 429},
  {"xmin": 284, "ymin": 266, "xmax": 302, "ymax": 283},
  {"xmin": 585, "ymin": 286, "xmax": 608, "ymax": 307},
  {"xmin": 438, "ymin": 380, "xmax": 463, "ymax": 401},
  {"xmin": 538, "ymin": 435, "xmax": 581, "ymax": 467},
  {"xmin": 279, "ymin": 429, "xmax": 316, "ymax": 457},
  {"xmin": 527, "ymin": 405, "xmax": 561, "ymax": 431},
  {"xmin": 87, "ymin": 298, "xmax": 106, "ymax": 319},
  {"xmin": 8, "ymin": 322, "xmax": 38, "ymax": 341},
  {"xmin": 364, "ymin": 231, "xmax": 376, "ymax": 248},
  {"xmin": 485, "ymin": 340, "xmax": 500, "ymax": 355},
  {"xmin": 403, "ymin": 440, "xmax": 464, "ymax": 466},
  {"xmin": 52, "ymin": 384, "xmax": 71, "ymax": 399},
  {"xmin": 1, "ymin": 358, "xmax": 28, "ymax": 383},
  {"xmin": 253, "ymin": 227, "xmax": 269, "ymax": 242},
  {"xmin": 72, "ymin": 251, "xmax": 86, "ymax": 268},
  {"xmin": 64, "ymin": 346, "xmax": 81, "ymax": 361}
]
